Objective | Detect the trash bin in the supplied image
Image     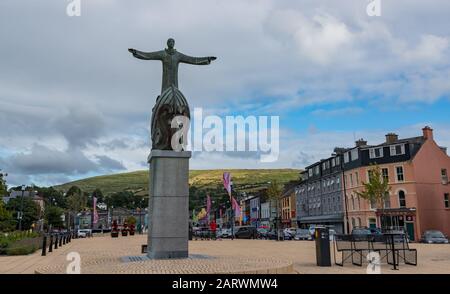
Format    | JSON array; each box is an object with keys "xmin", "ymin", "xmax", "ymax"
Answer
[{"xmin": 315, "ymin": 227, "xmax": 331, "ymax": 266}]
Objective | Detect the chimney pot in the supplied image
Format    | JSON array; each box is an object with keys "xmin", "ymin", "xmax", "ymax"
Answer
[
  {"xmin": 355, "ymin": 139, "xmax": 367, "ymax": 147},
  {"xmin": 422, "ymin": 126, "xmax": 434, "ymax": 140},
  {"xmin": 385, "ymin": 133, "xmax": 399, "ymax": 144}
]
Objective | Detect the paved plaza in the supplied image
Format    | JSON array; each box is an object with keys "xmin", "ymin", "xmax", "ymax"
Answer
[{"xmin": 1, "ymin": 235, "xmax": 450, "ymax": 274}]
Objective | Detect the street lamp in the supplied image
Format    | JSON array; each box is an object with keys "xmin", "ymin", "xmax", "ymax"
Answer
[{"xmin": 18, "ymin": 184, "xmax": 26, "ymax": 231}]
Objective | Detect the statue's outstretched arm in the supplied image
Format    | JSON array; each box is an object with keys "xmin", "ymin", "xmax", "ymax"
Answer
[
  {"xmin": 128, "ymin": 48, "xmax": 163, "ymax": 60},
  {"xmin": 179, "ymin": 53, "xmax": 217, "ymax": 65}
]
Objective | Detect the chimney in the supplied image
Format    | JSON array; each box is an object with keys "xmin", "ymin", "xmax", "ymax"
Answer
[
  {"xmin": 385, "ymin": 133, "xmax": 398, "ymax": 144},
  {"xmin": 355, "ymin": 138, "xmax": 367, "ymax": 147},
  {"xmin": 422, "ymin": 126, "xmax": 434, "ymax": 140}
]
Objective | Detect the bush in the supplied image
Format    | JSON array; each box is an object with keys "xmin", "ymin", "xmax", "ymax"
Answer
[
  {"xmin": 5, "ymin": 245, "xmax": 38, "ymax": 255},
  {"xmin": 0, "ymin": 232, "xmax": 42, "ymax": 255}
]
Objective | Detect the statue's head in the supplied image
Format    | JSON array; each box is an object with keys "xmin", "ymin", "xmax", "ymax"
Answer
[{"xmin": 167, "ymin": 38, "xmax": 175, "ymax": 49}]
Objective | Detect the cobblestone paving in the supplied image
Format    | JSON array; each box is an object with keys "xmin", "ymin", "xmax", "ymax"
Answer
[{"xmin": 2, "ymin": 234, "xmax": 450, "ymax": 274}]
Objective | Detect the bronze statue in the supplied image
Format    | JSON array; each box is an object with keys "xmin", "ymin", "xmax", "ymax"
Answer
[{"xmin": 129, "ymin": 39, "xmax": 216, "ymax": 151}]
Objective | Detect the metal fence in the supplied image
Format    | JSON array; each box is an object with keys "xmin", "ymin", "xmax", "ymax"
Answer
[{"xmin": 333, "ymin": 233, "xmax": 417, "ymax": 270}]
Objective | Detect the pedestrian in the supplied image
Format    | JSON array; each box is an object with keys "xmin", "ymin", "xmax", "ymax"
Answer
[{"xmin": 210, "ymin": 220, "xmax": 217, "ymax": 240}]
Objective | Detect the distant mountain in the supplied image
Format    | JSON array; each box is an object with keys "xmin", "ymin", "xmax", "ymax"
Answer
[{"xmin": 54, "ymin": 169, "xmax": 301, "ymax": 209}]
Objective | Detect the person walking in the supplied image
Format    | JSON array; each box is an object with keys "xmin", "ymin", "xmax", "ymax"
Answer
[{"xmin": 210, "ymin": 220, "xmax": 217, "ymax": 240}]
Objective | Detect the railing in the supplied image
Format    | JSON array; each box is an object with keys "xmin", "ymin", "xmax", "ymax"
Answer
[
  {"xmin": 41, "ymin": 231, "xmax": 77, "ymax": 256},
  {"xmin": 333, "ymin": 233, "xmax": 417, "ymax": 270}
]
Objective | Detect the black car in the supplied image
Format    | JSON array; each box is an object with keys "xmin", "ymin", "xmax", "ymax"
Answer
[{"xmin": 234, "ymin": 226, "xmax": 258, "ymax": 239}]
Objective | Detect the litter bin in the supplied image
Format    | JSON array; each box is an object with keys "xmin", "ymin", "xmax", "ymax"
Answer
[{"xmin": 315, "ymin": 227, "xmax": 331, "ymax": 267}]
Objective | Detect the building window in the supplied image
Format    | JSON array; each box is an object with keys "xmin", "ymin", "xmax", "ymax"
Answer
[
  {"xmin": 344, "ymin": 152, "xmax": 350, "ymax": 163},
  {"xmin": 390, "ymin": 144, "xmax": 405, "ymax": 156},
  {"xmin": 350, "ymin": 174, "xmax": 354, "ymax": 187},
  {"xmin": 382, "ymin": 168, "xmax": 389, "ymax": 183},
  {"xmin": 351, "ymin": 149, "xmax": 359, "ymax": 161},
  {"xmin": 315, "ymin": 166, "xmax": 320, "ymax": 175},
  {"xmin": 351, "ymin": 196, "xmax": 355, "ymax": 211},
  {"xmin": 336, "ymin": 156, "xmax": 340, "ymax": 166},
  {"xmin": 399, "ymin": 190, "xmax": 406, "ymax": 208},
  {"xmin": 357, "ymin": 217, "xmax": 362, "ymax": 227},
  {"xmin": 331, "ymin": 158, "xmax": 336, "ymax": 167},
  {"xmin": 369, "ymin": 147, "xmax": 384, "ymax": 159},
  {"xmin": 355, "ymin": 172, "xmax": 359, "ymax": 186},
  {"xmin": 445, "ymin": 193, "xmax": 449, "ymax": 208},
  {"xmin": 396, "ymin": 166, "xmax": 404, "ymax": 182},
  {"xmin": 442, "ymin": 169, "xmax": 448, "ymax": 185},
  {"xmin": 384, "ymin": 192, "xmax": 391, "ymax": 208},
  {"xmin": 370, "ymin": 199, "xmax": 376, "ymax": 210},
  {"xmin": 351, "ymin": 218, "xmax": 356, "ymax": 229}
]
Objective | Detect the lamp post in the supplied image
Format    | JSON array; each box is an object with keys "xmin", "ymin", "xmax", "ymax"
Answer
[{"xmin": 18, "ymin": 184, "xmax": 26, "ymax": 231}]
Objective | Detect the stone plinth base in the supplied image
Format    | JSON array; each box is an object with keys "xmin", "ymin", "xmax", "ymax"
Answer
[{"xmin": 147, "ymin": 150, "xmax": 191, "ymax": 259}]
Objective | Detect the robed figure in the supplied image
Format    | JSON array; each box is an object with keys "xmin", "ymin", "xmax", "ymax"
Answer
[{"xmin": 129, "ymin": 39, "xmax": 216, "ymax": 150}]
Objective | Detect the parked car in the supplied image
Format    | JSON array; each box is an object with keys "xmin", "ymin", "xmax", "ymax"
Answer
[
  {"xmin": 77, "ymin": 229, "xmax": 91, "ymax": 238},
  {"xmin": 294, "ymin": 229, "xmax": 313, "ymax": 241},
  {"xmin": 351, "ymin": 228, "xmax": 372, "ymax": 235},
  {"xmin": 218, "ymin": 228, "xmax": 232, "ymax": 239},
  {"xmin": 308, "ymin": 225, "xmax": 326, "ymax": 239},
  {"xmin": 368, "ymin": 227, "xmax": 382, "ymax": 235},
  {"xmin": 234, "ymin": 226, "xmax": 258, "ymax": 239},
  {"xmin": 328, "ymin": 229, "xmax": 337, "ymax": 241},
  {"xmin": 421, "ymin": 230, "xmax": 449, "ymax": 244},
  {"xmin": 266, "ymin": 230, "xmax": 278, "ymax": 240}
]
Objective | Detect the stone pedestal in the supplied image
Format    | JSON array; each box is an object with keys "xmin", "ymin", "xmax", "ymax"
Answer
[{"xmin": 147, "ymin": 150, "xmax": 191, "ymax": 259}]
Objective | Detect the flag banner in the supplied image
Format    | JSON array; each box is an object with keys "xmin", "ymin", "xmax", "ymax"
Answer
[
  {"xmin": 197, "ymin": 208, "xmax": 207, "ymax": 220},
  {"xmin": 232, "ymin": 196, "xmax": 241, "ymax": 218},
  {"xmin": 206, "ymin": 194, "xmax": 211, "ymax": 222},
  {"xmin": 93, "ymin": 196, "xmax": 99, "ymax": 224},
  {"xmin": 222, "ymin": 172, "xmax": 232, "ymax": 199}
]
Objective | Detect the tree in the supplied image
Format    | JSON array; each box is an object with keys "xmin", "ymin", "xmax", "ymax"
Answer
[
  {"xmin": 5, "ymin": 197, "xmax": 40, "ymax": 230},
  {"xmin": 355, "ymin": 164, "xmax": 391, "ymax": 228},
  {"xmin": 0, "ymin": 202, "xmax": 15, "ymax": 232},
  {"xmin": 92, "ymin": 188, "xmax": 104, "ymax": 203},
  {"xmin": 37, "ymin": 187, "xmax": 66, "ymax": 208},
  {"xmin": 266, "ymin": 181, "xmax": 282, "ymax": 233},
  {"xmin": 44, "ymin": 206, "xmax": 64, "ymax": 229},
  {"xmin": 65, "ymin": 186, "xmax": 87, "ymax": 230},
  {"xmin": 0, "ymin": 173, "xmax": 7, "ymax": 198}
]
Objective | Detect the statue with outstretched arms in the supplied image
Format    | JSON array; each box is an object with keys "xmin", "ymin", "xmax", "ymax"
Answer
[
  {"xmin": 128, "ymin": 38, "xmax": 217, "ymax": 151},
  {"xmin": 129, "ymin": 38, "xmax": 216, "ymax": 93}
]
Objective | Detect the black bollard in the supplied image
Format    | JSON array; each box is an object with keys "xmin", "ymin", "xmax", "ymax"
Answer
[
  {"xmin": 49, "ymin": 235, "xmax": 53, "ymax": 253},
  {"xmin": 41, "ymin": 235, "xmax": 47, "ymax": 256},
  {"xmin": 54, "ymin": 235, "xmax": 58, "ymax": 249},
  {"xmin": 59, "ymin": 234, "xmax": 63, "ymax": 247}
]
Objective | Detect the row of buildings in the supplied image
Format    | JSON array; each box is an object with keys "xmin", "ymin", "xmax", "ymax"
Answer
[{"xmin": 219, "ymin": 126, "xmax": 450, "ymax": 241}]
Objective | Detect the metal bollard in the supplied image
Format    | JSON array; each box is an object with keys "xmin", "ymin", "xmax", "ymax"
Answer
[
  {"xmin": 62, "ymin": 235, "xmax": 66, "ymax": 245},
  {"xmin": 54, "ymin": 235, "xmax": 58, "ymax": 249},
  {"xmin": 41, "ymin": 235, "xmax": 47, "ymax": 256},
  {"xmin": 59, "ymin": 234, "xmax": 63, "ymax": 247},
  {"xmin": 49, "ymin": 235, "xmax": 53, "ymax": 253}
]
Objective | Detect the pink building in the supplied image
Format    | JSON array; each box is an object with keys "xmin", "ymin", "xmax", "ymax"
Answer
[{"xmin": 343, "ymin": 127, "xmax": 450, "ymax": 241}]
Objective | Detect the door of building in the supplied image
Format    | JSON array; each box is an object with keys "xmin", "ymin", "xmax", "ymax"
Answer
[{"xmin": 406, "ymin": 222, "xmax": 415, "ymax": 241}]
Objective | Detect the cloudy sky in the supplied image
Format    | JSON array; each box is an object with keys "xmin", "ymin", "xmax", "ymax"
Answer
[{"xmin": 1, "ymin": 0, "xmax": 450, "ymax": 187}]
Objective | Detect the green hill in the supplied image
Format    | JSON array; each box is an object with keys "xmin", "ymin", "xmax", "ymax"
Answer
[{"xmin": 55, "ymin": 169, "xmax": 300, "ymax": 195}]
